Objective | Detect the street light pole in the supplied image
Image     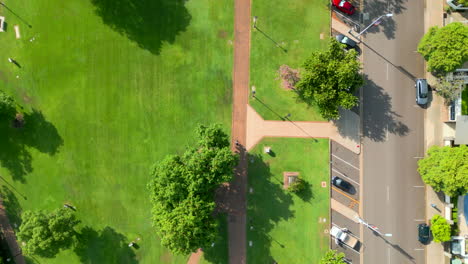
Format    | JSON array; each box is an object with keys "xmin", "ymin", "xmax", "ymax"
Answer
[
  {"xmin": 253, "ymin": 16, "xmax": 258, "ymax": 29},
  {"xmin": 355, "ymin": 216, "xmax": 392, "ymax": 237},
  {"xmin": 349, "ymin": 13, "xmax": 393, "ymax": 40}
]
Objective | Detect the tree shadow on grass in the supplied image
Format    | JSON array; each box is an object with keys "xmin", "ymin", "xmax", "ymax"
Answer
[
  {"xmin": 90, "ymin": 0, "xmax": 191, "ymax": 55},
  {"xmin": 0, "ymin": 109, "xmax": 63, "ymax": 182},
  {"xmin": 362, "ymin": 75, "xmax": 409, "ymax": 141},
  {"xmin": 247, "ymin": 153, "xmax": 294, "ymax": 263},
  {"xmin": 201, "ymin": 214, "xmax": 228, "ymax": 264},
  {"xmin": 0, "ymin": 186, "xmax": 22, "ymax": 230},
  {"xmin": 294, "ymin": 179, "xmax": 314, "ymax": 203},
  {"xmin": 74, "ymin": 226, "xmax": 138, "ymax": 264}
]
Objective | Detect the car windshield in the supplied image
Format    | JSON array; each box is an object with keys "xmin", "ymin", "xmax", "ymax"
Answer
[
  {"xmin": 342, "ymin": 36, "xmax": 349, "ymax": 43},
  {"xmin": 339, "ymin": 0, "xmax": 346, "ymax": 7}
]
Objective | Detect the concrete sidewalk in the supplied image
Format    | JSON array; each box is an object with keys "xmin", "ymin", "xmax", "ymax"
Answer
[
  {"xmin": 423, "ymin": 0, "xmax": 446, "ymax": 264},
  {"xmin": 246, "ymin": 105, "xmax": 361, "ymax": 153},
  {"xmin": 331, "ymin": 198, "xmax": 360, "ymax": 223}
]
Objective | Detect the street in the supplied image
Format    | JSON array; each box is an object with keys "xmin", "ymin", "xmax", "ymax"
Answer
[{"xmin": 362, "ymin": 0, "xmax": 427, "ymax": 263}]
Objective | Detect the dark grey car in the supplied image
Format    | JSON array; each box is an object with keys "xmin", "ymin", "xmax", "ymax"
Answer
[
  {"xmin": 335, "ymin": 34, "xmax": 357, "ymax": 50},
  {"xmin": 415, "ymin": 78, "xmax": 428, "ymax": 105}
]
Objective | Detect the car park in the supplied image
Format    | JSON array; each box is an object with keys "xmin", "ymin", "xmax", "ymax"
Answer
[
  {"xmin": 418, "ymin": 223, "xmax": 430, "ymax": 244},
  {"xmin": 332, "ymin": 0, "xmax": 356, "ymax": 15},
  {"xmin": 332, "ymin": 176, "xmax": 354, "ymax": 194},
  {"xmin": 415, "ymin": 78, "xmax": 428, "ymax": 105},
  {"xmin": 336, "ymin": 34, "xmax": 357, "ymax": 50}
]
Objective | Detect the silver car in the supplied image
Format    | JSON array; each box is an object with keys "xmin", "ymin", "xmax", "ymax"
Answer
[{"xmin": 415, "ymin": 78, "xmax": 428, "ymax": 105}]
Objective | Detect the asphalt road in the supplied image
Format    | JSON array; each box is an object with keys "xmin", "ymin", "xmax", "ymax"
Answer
[{"xmin": 362, "ymin": 0, "xmax": 427, "ymax": 263}]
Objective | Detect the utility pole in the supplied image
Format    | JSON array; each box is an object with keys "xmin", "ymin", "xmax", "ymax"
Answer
[
  {"xmin": 355, "ymin": 216, "xmax": 392, "ymax": 237},
  {"xmin": 348, "ymin": 13, "xmax": 393, "ymax": 42}
]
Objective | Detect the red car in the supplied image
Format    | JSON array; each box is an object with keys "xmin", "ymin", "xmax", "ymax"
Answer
[{"xmin": 332, "ymin": 0, "xmax": 355, "ymax": 15}]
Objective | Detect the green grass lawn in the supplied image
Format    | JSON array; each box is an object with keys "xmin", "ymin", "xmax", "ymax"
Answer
[
  {"xmin": 249, "ymin": 0, "xmax": 330, "ymax": 121},
  {"xmin": 462, "ymin": 86, "xmax": 468, "ymax": 115},
  {"xmin": 247, "ymin": 138, "xmax": 330, "ymax": 263},
  {"xmin": 0, "ymin": 0, "xmax": 233, "ymax": 263}
]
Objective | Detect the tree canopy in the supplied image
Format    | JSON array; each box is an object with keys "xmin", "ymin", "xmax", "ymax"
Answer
[
  {"xmin": 417, "ymin": 22, "xmax": 468, "ymax": 74},
  {"xmin": 295, "ymin": 39, "xmax": 363, "ymax": 120},
  {"xmin": 17, "ymin": 208, "xmax": 80, "ymax": 257},
  {"xmin": 417, "ymin": 145, "xmax": 468, "ymax": 196},
  {"xmin": 320, "ymin": 249, "xmax": 347, "ymax": 264},
  {"xmin": 430, "ymin": 214, "xmax": 451, "ymax": 242},
  {"xmin": 147, "ymin": 124, "xmax": 238, "ymax": 255},
  {"xmin": 0, "ymin": 90, "xmax": 15, "ymax": 116}
]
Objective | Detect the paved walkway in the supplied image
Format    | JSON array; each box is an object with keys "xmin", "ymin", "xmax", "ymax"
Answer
[
  {"xmin": 187, "ymin": 249, "xmax": 202, "ymax": 264},
  {"xmin": 246, "ymin": 105, "xmax": 361, "ymax": 154},
  {"xmin": 0, "ymin": 198, "xmax": 25, "ymax": 264},
  {"xmin": 423, "ymin": 0, "xmax": 445, "ymax": 263},
  {"xmin": 331, "ymin": 199, "xmax": 360, "ymax": 223},
  {"xmin": 226, "ymin": 0, "xmax": 250, "ymax": 262}
]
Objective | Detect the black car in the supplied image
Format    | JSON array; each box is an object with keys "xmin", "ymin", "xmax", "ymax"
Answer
[
  {"xmin": 418, "ymin": 223, "xmax": 430, "ymax": 244},
  {"xmin": 335, "ymin": 34, "xmax": 357, "ymax": 50},
  {"xmin": 332, "ymin": 176, "xmax": 354, "ymax": 193}
]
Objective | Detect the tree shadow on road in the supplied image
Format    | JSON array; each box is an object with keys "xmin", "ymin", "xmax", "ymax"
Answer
[
  {"xmin": 246, "ymin": 153, "xmax": 294, "ymax": 263},
  {"xmin": 74, "ymin": 226, "xmax": 138, "ymax": 264},
  {"xmin": 0, "ymin": 108, "xmax": 63, "ymax": 182},
  {"xmin": 90, "ymin": 0, "xmax": 191, "ymax": 55},
  {"xmin": 362, "ymin": 0, "xmax": 408, "ymax": 40},
  {"xmin": 363, "ymin": 75, "xmax": 409, "ymax": 141}
]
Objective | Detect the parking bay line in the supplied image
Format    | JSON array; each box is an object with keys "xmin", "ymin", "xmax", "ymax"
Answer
[
  {"xmin": 332, "ymin": 187, "xmax": 360, "ymax": 204},
  {"xmin": 414, "ymin": 248, "xmax": 424, "ymax": 251},
  {"xmin": 332, "ymin": 168, "xmax": 360, "ymax": 186},
  {"xmin": 331, "ymin": 154, "xmax": 360, "ymax": 171}
]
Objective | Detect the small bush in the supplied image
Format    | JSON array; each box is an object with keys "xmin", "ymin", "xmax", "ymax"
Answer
[
  {"xmin": 430, "ymin": 214, "xmax": 452, "ymax": 242},
  {"xmin": 277, "ymin": 65, "xmax": 300, "ymax": 90},
  {"xmin": 288, "ymin": 177, "xmax": 306, "ymax": 193}
]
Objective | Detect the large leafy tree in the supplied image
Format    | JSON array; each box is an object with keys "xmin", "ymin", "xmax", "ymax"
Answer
[
  {"xmin": 417, "ymin": 145, "xmax": 468, "ymax": 196},
  {"xmin": 147, "ymin": 124, "xmax": 238, "ymax": 255},
  {"xmin": 417, "ymin": 22, "xmax": 468, "ymax": 74},
  {"xmin": 430, "ymin": 214, "xmax": 451, "ymax": 242},
  {"xmin": 320, "ymin": 249, "xmax": 347, "ymax": 264},
  {"xmin": 295, "ymin": 39, "xmax": 363, "ymax": 120},
  {"xmin": 17, "ymin": 208, "xmax": 80, "ymax": 257}
]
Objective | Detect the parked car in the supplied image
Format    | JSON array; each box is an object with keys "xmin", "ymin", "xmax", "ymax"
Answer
[
  {"xmin": 336, "ymin": 34, "xmax": 357, "ymax": 50},
  {"xmin": 332, "ymin": 0, "xmax": 356, "ymax": 15},
  {"xmin": 330, "ymin": 226, "xmax": 359, "ymax": 248},
  {"xmin": 332, "ymin": 176, "xmax": 354, "ymax": 193},
  {"xmin": 415, "ymin": 78, "xmax": 428, "ymax": 105},
  {"xmin": 417, "ymin": 223, "xmax": 430, "ymax": 244}
]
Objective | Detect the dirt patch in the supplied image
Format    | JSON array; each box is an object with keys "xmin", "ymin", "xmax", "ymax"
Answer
[
  {"xmin": 218, "ymin": 30, "xmax": 228, "ymax": 39},
  {"xmin": 277, "ymin": 65, "xmax": 300, "ymax": 90}
]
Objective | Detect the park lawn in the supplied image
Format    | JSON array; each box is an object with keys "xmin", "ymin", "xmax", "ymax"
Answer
[
  {"xmin": 247, "ymin": 138, "xmax": 330, "ymax": 263},
  {"xmin": 0, "ymin": 0, "xmax": 233, "ymax": 263},
  {"xmin": 249, "ymin": 0, "xmax": 330, "ymax": 121},
  {"xmin": 462, "ymin": 86, "xmax": 468, "ymax": 115}
]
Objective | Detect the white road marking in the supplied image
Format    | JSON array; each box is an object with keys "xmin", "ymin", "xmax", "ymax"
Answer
[
  {"xmin": 414, "ymin": 248, "xmax": 424, "ymax": 251},
  {"xmin": 332, "ymin": 154, "xmax": 360, "ymax": 171},
  {"xmin": 386, "ymin": 186, "xmax": 390, "ymax": 202},
  {"xmin": 386, "ymin": 63, "xmax": 389, "ymax": 80},
  {"xmin": 414, "ymin": 219, "xmax": 425, "ymax": 221},
  {"xmin": 413, "ymin": 156, "xmax": 424, "ymax": 159},
  {"xmin": 387, "ymin": 247, "xmax": 391, "ymax": 264},
  {"xmin": 332, "ymin": 168, "xmax": 360, "ymax": 186},
  {"xmin": 413, "ymin": 186, "xmax": 424, "ymax": 188}
]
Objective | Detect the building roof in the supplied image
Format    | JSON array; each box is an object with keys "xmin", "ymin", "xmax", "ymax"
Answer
[{"xmin": 455, "ymin": 115, "xmax": 468, "ymax": 144}]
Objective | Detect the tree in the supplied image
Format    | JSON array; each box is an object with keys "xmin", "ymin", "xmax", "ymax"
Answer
[
  {"xmin": 0, "ymin": 90, "xmax": 15, "ymax": 116},
  {"xmin": 147, "ymin": 124, "xmax": 238, "ymax": 255},
  {"xmin": 417, "ymin": 22, "xmax": 468, "ymax": 74},
  {"xmin": 320, "ymin": 249, "xmax": 347, "ymax": 264},
  {"xmin": 17, "ymin": 208, "xmax": 80, "ymax": 257},
  {"xmin": 287, "ymin": 177, "xmax": 306, "ymax": 193},
  {"xmin": 295, "ymin": 39, "xmax": 363, "ymax": 120},
  {"xmin": 417, "ymin": 145, "xmax": 468, "ymax": 196},
  {"xmin": 430, "ymin": 214, "xmax": 451, "ymax": 242},
  {"xmin": 433, "ymin": 78, "xmax": 464, "ymax": 102}
]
